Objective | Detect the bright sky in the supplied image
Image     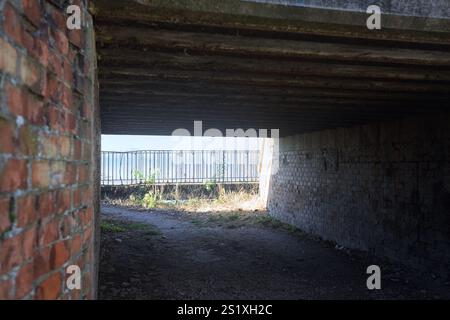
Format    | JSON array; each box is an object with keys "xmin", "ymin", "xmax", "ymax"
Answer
[{"xmin": 101, "ymin": 135, "xmax": 262, "ymax": 152}]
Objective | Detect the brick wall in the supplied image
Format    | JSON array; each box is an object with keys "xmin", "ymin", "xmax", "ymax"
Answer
[
  {"xmin": 268, "ymin": 113, "xmax": 450, "ymax": 277},
  {"xmin": 0, "ymin": 0, "xmax": 98, "ymax": 299}
]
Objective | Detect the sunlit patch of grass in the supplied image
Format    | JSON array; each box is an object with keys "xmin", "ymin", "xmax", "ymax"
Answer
[
  {"xmin": 185, "ymin": 210, "xmax": 305, "ymax": 236},
  {"xmin": 101, "ymin": 221, "xmax": 127, "ymax": 233},
  {"xmin": 253, "ymin": 215, "xmax": 303, "ymax": 235},
  {"xmin": 101, "ymin": 219, "xmax": 161, "ymax": 236}
]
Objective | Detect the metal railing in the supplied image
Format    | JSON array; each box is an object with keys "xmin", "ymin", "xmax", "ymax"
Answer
[{"xmin": 101, "ymin": 150, "xmax": 260, "ymax": 186}]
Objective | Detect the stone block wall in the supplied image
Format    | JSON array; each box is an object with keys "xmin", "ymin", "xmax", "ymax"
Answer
[
  {"xmin": 0, "ymin": 0, "xmax": 98, "ymax": 299},
  {"xmin": 268, "ymin": 113, "xmax": 450, "ymax": 277}
]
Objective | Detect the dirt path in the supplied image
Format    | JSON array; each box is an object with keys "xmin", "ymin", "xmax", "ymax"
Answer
[{"xmin": 98, "ymin": 205, "xmax": 450, "ymax": 300}]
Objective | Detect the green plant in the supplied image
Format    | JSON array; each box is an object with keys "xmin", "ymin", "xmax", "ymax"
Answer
[
  {"xmin": 101, "ymin": 221, "xmax": 127, "ymax": 233},
  {"xmin": 142, "ymin": 191, "xmax": 158, "ymax": 208},
  {"xmin": 203, "ymin": 179, "xmax": 217, "ymax": 192},
  {"xmin": 133, "ymin": 169, "xmax": 145, "ymax": 182},
  {"xmin": 131, "ymin": 169, "xmax": 161, "ymax": 208}
]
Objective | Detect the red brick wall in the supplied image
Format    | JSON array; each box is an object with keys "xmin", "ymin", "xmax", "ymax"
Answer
[{"xmin": 0, "ymin": 0, "xmax": 98, "ymax": 299}]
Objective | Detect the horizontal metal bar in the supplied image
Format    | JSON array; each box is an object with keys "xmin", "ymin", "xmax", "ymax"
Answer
[{"xmin": 100, "ymin": 150, "xmax": 260, "ymax": 186}]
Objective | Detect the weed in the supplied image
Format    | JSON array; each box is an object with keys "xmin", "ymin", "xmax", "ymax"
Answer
[
  {"xmin": 203, "ymin": 179, "xmax": 217, "ymax": 192},
  {"xmin": 101, "ymin": 221, "xmax": 127, "ymax": 233},
  {"xmin": 142, "ymin": 191, "xmax": 158, "ymax": 208}
]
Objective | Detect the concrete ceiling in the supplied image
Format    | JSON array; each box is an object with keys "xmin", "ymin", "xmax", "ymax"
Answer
[{"xmin": 93, "ymin": 0, "xmax": 450, "ymax": 137}]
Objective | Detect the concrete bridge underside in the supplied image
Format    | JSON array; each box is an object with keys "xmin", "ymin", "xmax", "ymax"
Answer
[{"xmin": 94, "ymin": 0, "xmax": 450, "ymax": 137}]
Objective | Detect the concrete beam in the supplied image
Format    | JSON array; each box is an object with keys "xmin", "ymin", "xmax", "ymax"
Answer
[{"xmin": 94, "ymin": 0, "xmax": 450, "ymax": 136}]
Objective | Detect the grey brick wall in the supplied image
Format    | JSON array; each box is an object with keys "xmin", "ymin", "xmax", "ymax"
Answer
[{"xmin": 268, "ymin": 113, "xmax": 450, "ymax": 277}]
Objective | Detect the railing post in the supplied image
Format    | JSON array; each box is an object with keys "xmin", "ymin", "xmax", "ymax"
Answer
[{"xmin": 101, "ymin": 149, "xmax": 261, "ymax": 186}]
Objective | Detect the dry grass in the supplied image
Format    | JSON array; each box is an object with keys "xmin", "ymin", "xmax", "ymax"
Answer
[
  {"xmin": 164, "ymin": 189, "xmax": 264, "ymax": 212},
  {"xmin": 103, "ymin": 188, "xmax": 265, "ymax": 212}
]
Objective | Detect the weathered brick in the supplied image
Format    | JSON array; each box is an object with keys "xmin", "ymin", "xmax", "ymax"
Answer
[
  {"xmin": 73, "ymin": 139, "xmax": 82, "ymax": 159},
  {"xmin": 15, "ymin": 262, "xmax": 34, "ymax": 299},
  {"xmin": 0, "ymin": 197, "xmax": 12, "ymax": 233},
  {"xmin": 61, "ymin": 85, "xmax": 73, "ymax": 109},
  {"xmin": 22, "ymin": 0, "xmax": 42, "ymax": 27},
  {"xmin": 18, "ymin": 125, "xmax": 38, "ymax": 156},
  {"xmin": 34, "ymin": 40, "xmax": 50, "ymax": 67},
  {"xmin": 54, "ymin": 189, "xmax": 71, "ymax": 214},
  {"xmin": 64, "ymin": 111, "xmax": 76, "ymax": 134},
  {"xmin": 39, "ymin": 219, "xmax": 59, "ymax": 247},
  {"xmin": 82, "ymin": 271, "xmax": 91, "ymax": 297},
  {"xmin": 72, "ymin": 189, "xmax": 81, "ymax": 208},
  {"xmin": 20, "ymin": 28, "xmax": 36, "ymax": 56},
  {"xmin": 47, "ymin": 52, "xmax": 64, "ymax": 78},
  {"xmin": 26, "ymin": 94, "xmax": 45, "ymax": 125},
  {"xmin": 6, "ymin": 83, "xmax": 26, "ymax": 116},
  {"xmin": 64, "ymin": 162, "xmax": 76, "ymax": 185},
  {"xmin": 0, "ymin": 38, "xmax": 18, "ymax": 75},
  {"xmin": 47, "ymin": 3, "xmax": 66, "ymax": 30},
  {"xmin": 3, "ymin": 3, "xmax": 22, "ymax": 45},
  {"xmin": 80, "ymin": 186, "xmax": 92, "ymax": 204},
  {"xmin": 6, "ymin": 83, "xmax": 44, "ymax": 125},
  {"xmin": 0, "ymin": 0, "xmax": 96, "ymax": 299},
  {"xmin": 70, "ymin": 233, "xmax": 82, "ymax": 255},
  {"xmin": 60, "ymin": 136, "xmax": 71, "ymax": 158},
  {"xmin": 0, "ymin": 235, "xmax": 22, "ymax": 275},
  {"xmin": 22, "ymin": 227, "xmax": 37, "ymax": 260},
  {"xmin": 61, "ymin": 214, "xmax": 76, "ymax": 238},
  {"xmin": 37, "ymin": 191, "xmax": 54, "ymax": 218},
  {"xmin": 82, "ymin": 225, "xmax": 93, "ymax": 243},
  {"xmin": 68, "ymin": 286, "xmax": 81, "ymax": 300},
  {"xmin": 52, "ymin": 29, "xmax": 69, "ymax": 55},
  {"xmin": 45, "ymin": 73, "xmax": 61, "ymax": 102},
  {"xmin": 63, "ymin": 60, "xmax": 74, "ymax": 86},
  {"xmin": 80, "ymin": 207, "xmax": 93, "ymax": 227},
  {"xmin": 81, "ymin": 141, "xmax": 91, "ymax": 162},
  {"xmin": 78, "ymin": 164, "xmax": 89, "ymax": 184},
  {"xmin": 0, "ymin": 280, "xmax": 13, "ymax": 299},
  {"xmin": 40, "ymin": 134, "xmax": 59, "ymax": 158},
  {"xmin": 50, "ymin": 240, "xmax": 70, "ymax": 268},
  {"xmin": 32, "ymin": 160, "xmax": 50, "ymax": 187},
  {"xmin": 68, "ymin": 29, "xmax": 84, "ymax": 49},
  {"xmin": 46, "ymin": 104, "xmax": 62, "ymax": 131},
  {"xmin": 0, "ymin": 117, "xmax": 16, "ymax": 154},
  {"xmin": 33, "ymin": 247, "xmax": 51, "ymax": 278},
  {"xmin": 20, "ymin": 56, "xmax": 42, "ymax": 93},
  {"xmin": 50, "ymin": 161, "xmax": 65, "ymax": 187},
  {"xmin": 0, "ymin": 159, "xmax": 28, "ymax": 192},
  {"xmin": 35, "ymin": 272, "xmax": 61, "ymax": 300},
  {"xmin": 17, "ymin": 195, "xmax": 37, "ymax": 227}
]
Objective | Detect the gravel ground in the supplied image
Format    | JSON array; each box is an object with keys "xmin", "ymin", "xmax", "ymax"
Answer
[{"xmin": 98, "ymin": 205, "xmax": 450, "ymax": 300}]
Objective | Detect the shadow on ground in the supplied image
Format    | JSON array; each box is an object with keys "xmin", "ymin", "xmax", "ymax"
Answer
[{"xmin": 98, "ymin": 205, "xmax": 450, "ymax": 299}]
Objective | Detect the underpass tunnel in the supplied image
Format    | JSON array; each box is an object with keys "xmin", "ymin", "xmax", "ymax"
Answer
[
  {"xmin": 94, "ymin": 0, "xmax": 450, "ymax": 279},
  {"xmin": 2, "ymin": 0, "xmax": 449, "ymax": 300}
]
